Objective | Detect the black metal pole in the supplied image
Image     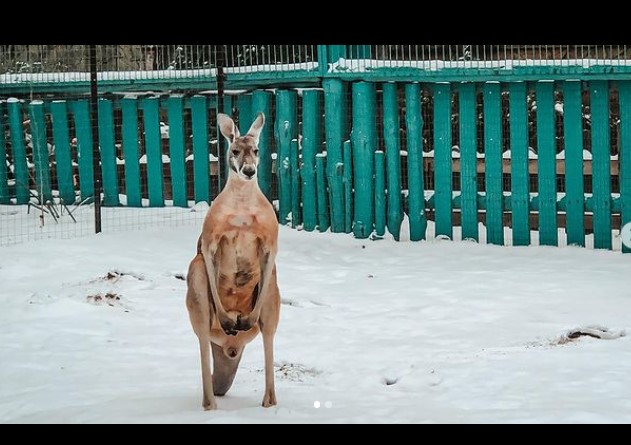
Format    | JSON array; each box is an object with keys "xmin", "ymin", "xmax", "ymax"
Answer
[
  {"xmin": 88, "ymin": 45, "xmax": 103, "ymax": 233},
  {"xmin": 217, "ymin": 45, "xmax": 225, "ymax": 117}
]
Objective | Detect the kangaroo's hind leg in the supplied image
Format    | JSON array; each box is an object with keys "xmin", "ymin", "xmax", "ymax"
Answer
[
  {"xmin": 260, "ymin": 270, "xmax": 281, "ymax": 407},
  {"xmin": 186, "ymin": 254, "xmax": 217, "ymax": 410}
]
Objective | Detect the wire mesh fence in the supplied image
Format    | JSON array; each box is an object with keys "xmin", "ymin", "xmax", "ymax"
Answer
[
  {"xmin": 1, "ymin": 45, "xmax": 629, "ymax": 247},
  {"xmin": 338, "ymin": 45, "xmax": 631, "ymax": 69}
]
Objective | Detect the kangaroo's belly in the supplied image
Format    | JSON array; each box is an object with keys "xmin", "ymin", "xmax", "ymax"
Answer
[{"xmin": 216, "ymin": 230, "xmax": 261, "ymax": 314}]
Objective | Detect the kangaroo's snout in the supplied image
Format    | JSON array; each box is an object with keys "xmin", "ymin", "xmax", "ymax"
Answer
[{"xmin": 242, "ymin": 165, "xmax": 256, "ymax": 179}]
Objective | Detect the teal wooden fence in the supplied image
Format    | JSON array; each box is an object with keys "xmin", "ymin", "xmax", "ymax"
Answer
[{"xmin": 1, "ymin": 52, "xmax": 630, "ymax": 252}]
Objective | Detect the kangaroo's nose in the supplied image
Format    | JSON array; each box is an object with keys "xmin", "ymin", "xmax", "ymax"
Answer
[{"xmin": 242, "ymin": 166, "xmax": 256, "ymax": 178}]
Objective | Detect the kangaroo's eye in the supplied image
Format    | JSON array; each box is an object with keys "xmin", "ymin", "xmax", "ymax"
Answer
[
  {"xmin": 232, "ymin": 150, "xmax": 239, "ymax": 156},
  {"xmin": 254, "ymin": 149, "xmax": 259, "ymax": 155}
]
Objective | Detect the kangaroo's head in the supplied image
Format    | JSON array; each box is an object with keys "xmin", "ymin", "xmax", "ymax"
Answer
[{"xmin": 217, "ymin": 112, "xmax": 265, "ymax": 181}]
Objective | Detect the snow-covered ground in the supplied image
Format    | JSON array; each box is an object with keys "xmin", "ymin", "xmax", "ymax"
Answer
[{"xmin": 1, "ymin": 219, "xmax": 631, "ymax": 423}]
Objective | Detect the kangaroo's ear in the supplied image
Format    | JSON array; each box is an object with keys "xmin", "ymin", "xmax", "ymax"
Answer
[
  {"xmin": 218, "ymin": 113, "xmax": 240, "ymax": 143},
  {"xmin": 246, "ymin": 112, "xmax": 265, "ymax": 144}
]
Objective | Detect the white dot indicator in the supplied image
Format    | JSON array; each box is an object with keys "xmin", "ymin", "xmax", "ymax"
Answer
[
  {"xmin": 622, "ymin": 223, "xmax": 631, "ymax": 249},
  {"xmin": 324, "ymin": 401, "xmax": 333, "ymax": 408},
  {"xmin": 313, "ymin": 401, "xmax": 321, "ymax": 408}
]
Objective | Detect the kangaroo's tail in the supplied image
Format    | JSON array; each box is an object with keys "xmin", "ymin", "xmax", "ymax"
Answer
[{"xmin": 211, "ymin": 342, "xmax": 244, "ymax": 396}]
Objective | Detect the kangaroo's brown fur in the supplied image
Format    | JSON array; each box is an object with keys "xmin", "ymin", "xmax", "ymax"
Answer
[{"xmin": 186, "ymin": 112, "xmax": 280, "ymax": 410}]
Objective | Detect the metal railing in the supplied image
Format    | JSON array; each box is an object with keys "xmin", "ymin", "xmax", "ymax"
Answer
[{"xmin": 4, "ymin": 45, "xmax": 631, "ymax": 95}]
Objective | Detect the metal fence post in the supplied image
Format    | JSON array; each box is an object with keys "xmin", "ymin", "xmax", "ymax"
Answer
[{"xmin": 88, "ymin": 44, "xmax": 102, "ymax": 234}]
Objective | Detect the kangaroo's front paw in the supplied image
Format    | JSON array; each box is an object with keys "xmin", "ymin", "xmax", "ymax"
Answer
[
  {"xmin": 221, "ymin": 325, "xmax": 238, "ymax": 336},
  {"xmin": 219, "ymin": 314, "xmax": 239, "ymax": 336},
  {"xmin": 234, "ymin": 314, "xmax": 255, "ymax": 332}
]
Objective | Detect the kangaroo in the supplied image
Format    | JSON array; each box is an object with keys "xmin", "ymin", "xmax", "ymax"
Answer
[{"xmin": 186, "ymin": 112, "xmax": 281, "ymax": 410}]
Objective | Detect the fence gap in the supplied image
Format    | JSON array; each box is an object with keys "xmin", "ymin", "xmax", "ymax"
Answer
[{"xmin": 619, "ymin": 81, "xmax": 631, "ymax": 253}]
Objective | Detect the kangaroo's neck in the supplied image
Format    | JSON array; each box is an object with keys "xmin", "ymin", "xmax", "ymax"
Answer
[{"xmin": 224, "ymin": 173, "xmax": 261, "ymax": 207}]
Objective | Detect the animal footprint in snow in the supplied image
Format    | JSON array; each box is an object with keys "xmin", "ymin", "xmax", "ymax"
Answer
[
  {"xmin": 102, "ymin": 270, "xmax": 145, "ymax": 282},
  {"xmin": 86, "ymin": 292, "xmax": 123, "ymax": 308},
  {"xmin": 256, "ymin": 362, "xmax": 321, "ymax": 382}
]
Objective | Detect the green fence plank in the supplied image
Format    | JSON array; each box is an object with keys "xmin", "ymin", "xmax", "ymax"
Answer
[
  {"xmin": 620, "ymin": 81, "xmax": 631, "ymax": 253},
  {"xmin": 191, "ymin": 95, "xmax": 210, "ymax": 204},
  {"xmin": 29, "ymin": 101, "xmax": 53, "ymax": 202},
  {"xmin": 252, "ymin": 91, "xmax": 273, "ymax": 201},
  {"xmin": 7, "ymin": 99, "xmax": 30, "ymax": 204},
  {"xmin": 121, "ymin": 98, "xmax": 142, "ymax": 207},
  {"xmin": 290, "ymin": 139, "xmax": 301, "ymax": 228},
  {"xmin": 563, "ymin": 81, "xmax": 585, "ymax": 247},
  {"xmin": 536, "ymin": 81, "xmax": 557, "ymax": 246},
  {"xmin": 275, "ymin": 90, "xmax": 297, "ymax": 225},
  {"xmin": 509, "ymin": 82, "xmax": 530, "ymax": 246},
  {"xmin": 98, "ymin": 99, "xmax": 119, "ymax": 206},
  {"xmin": 317, "ymin": 45, "xmax": 329, "ymax": 77},
  {"xmin": 323, "ymin": 79, "xmax": 346, "ymax": 232},
  {"xmin": 70, "ymin": 100, "xmax": 94, "ymax": 201},
  {"xmin": 142, "ymin": 98, "xmax": 165, "ymax": 207},
  {"xmin": 484, "ymin": 82, "xmax": 504, "ymax": 245},
  {"xmin": 50, "ymin": 101, "xmax": 76, "ymax": 204},
  {"xmin": 316, "ymin": 154, "xmax": 330, "ymax": 231},
  {"xmin": 351, "ymin": 81, "xmax": 377, "ymax": 239},
  {"xmin": 590, "ymin": 80, "xmax": 612, "ymax": 250},
  {"xmin": 459, "ymin": 82, "xmax": 478, "ymax": 242},
  {"xmin": 405, "ymin": 83, "xmax": 427, "ymax": 241},
  {"xmin": 236, "ymin": 94, "xmax": 252, "ymax": 132},
  {"xmin": 343, "ymin": 140, "xmax": 353, "ymax": 233},
  {"xmin": 0, "ymin": 102, "xmax": 8, "ymax": 204},
  {"xmin": 301, "ymin": 90, "xmax": 321, "ymax": 232},
  {"xmin": 434, "ymin": 82, "xmax": 453, "ymax": 239},
  {"xmin": 383, "ymin": 82, "xmax": 403, "ymax": 240},
  {"xmin": 327, "ymin": 45, "xmax": 347, "ymax": 63},
  {"xmin": 166, "ymin": 96, "xmax": 187, "ymax": 208},
  {"xmin": 375, "ymin": 151, "xmax": 386, "ymax": 237}
]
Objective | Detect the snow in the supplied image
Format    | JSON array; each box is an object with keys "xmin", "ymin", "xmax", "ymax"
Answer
[
  {"xmin": 139, "ymin": 154, "xmax": 172, "ymax": 164},
  {"xmin": 0, "ymin": 63, "xmax": 319, "ymax": 85},
  {"xmin": 1, "ymin": 214, "xmax": 631, "ymax": 423},
  {"xmin": 160, "ymin": 122, "xmax": 169, "ymax": 139}
]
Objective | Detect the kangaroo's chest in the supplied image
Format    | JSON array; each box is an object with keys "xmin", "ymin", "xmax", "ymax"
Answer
[
  {"xmin": 227, "ymin": 213, "xmax": 255, "ymax": 229},
  {"xmin": 214, "ymin": 216, "xmax": 263, "ymax": 311}
]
